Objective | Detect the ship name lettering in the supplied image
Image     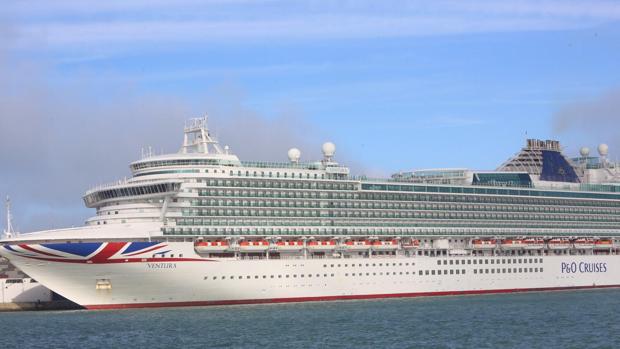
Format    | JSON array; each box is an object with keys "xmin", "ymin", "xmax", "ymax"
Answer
[
  {"xmin": 147, "ymin": 263, "xmax": 177, "ymax": 269},
  {"xmin": 561, "ymin": 262, "xmax": 607, "ymax": 274}
]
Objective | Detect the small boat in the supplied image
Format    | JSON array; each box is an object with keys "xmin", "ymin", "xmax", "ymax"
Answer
[
  {"xmin": 194, "ymin": 240, "xmax": 230, "ymax": 253},
  {"xmin": 500, "ymin": 239, "xmax": 525, "ymax": 249},
  {"xmin": 523, "ymin": 238, "xmax": 545, "ymax": 250},
  {"xmin": 548, "ymin": 238, "xmax": 571, "ymax": 250},
  {"xmin": 275, "ymin": 240, "xmax": 304, "ymax": 252},
  {"xmin": 371, "ymin": 239, "xmax": 399, "ymax": 251},
  {"xmin": 471, "ymin": 239, "xmax": 497, "ymax": 250},
  {"xmin": 594, "ymin": 239, "xmax": 613, "ymax": 249},
  {"xmin": 573, "ymin": 238, "xmax": 594, "ymax": 249},
  {"xmin": 342, "ymin": 240, "xmax": 371, "ymax": 251},
  {"xmin": 238, "ymin": 240, "xmax": 270, "ymax": 252},
  {"xmin": 307, "ymin": 240, "xmax": 337, "ymax": 251}
]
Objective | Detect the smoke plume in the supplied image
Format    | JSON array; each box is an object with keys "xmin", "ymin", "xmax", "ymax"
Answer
[{"xmin": 552, "ymin": 88, "xmax": 620, "ymax": 156}]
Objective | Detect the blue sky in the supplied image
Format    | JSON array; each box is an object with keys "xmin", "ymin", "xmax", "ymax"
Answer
[{"xmin": 1, "ymin": 0, "xmax": 620, "ymax": 232}]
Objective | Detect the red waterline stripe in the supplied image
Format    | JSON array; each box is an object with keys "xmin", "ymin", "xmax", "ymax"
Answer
[
  {"xmin": 85, "ymin": 284, "xmax": 620, "ymax": 310},
  {"xmin": 12, "ymin": 256, "xmax": 213, "ymax": 264}
]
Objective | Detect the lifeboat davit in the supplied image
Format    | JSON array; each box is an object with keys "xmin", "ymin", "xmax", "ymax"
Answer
[
  {"xmin": 594, "ymin": 239, "xmax": 613, "ymax": 249},
  {"xmin": 371, "ymin": 239, "xmax": 399, "ymax": 251},
  {"xmin": 402, "ymin": 239, "xmax": 420, "ymax": 249},
  {"xmin": 342, "ymin": 240, "xmax": 371, "ymax": 251},
  {"xmin": 275, "ymin": 240, "xmax": 304, "ymax": 252},
  {"xmin": 238, "ymin": 240, "xmax": 270, "ymax": 252},
  {"xmin": 472, "ymin": 239, "xmax": 497, "ymax": 250},
  {"xmin": 500, "ymin": 239, "xmax": 525, "ymax": 249},
  {"xmin": 523, "ymin": 238, "xmax": 545, "ymax": 250},
  {"xmin": 195, "ymin": 240, "xmax": 230, "ymax": 253},
  {"xmin": 573, "ymin": 238, "xmax": 594, "ymax": 249},
  {"xmin": 307, "ymin": 240, "xmax": 337, "ymax": 251},
  {"xmin": 548, "ymin": 238, "xmax": 571, "ymax": 250}
]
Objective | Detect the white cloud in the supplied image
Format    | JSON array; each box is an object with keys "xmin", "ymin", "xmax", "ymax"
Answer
[{"xmin": 5, "ymin": 0, "xmax": 620, "ymax": 51}]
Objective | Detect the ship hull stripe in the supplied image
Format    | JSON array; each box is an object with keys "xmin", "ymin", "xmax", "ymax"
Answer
[
  {"xmin": 4, "ymin": 255, "xmax": 212, "ymax": 264},
  {"xmin": 18, "ymin": 244, "xmax": 64, "ymax": 258},
  {"xmin": 84, "ymin": 284, "xmax": 620, "ymax": 310}
]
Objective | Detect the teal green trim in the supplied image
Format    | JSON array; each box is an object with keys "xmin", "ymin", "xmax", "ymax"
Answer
[
  {"xmin": 360, "ymin": 183, "xmax": 620, "ymax": 201},
  {"xmin": 134, "ymin": 169, "xmax": 200, "ymax": 177}
]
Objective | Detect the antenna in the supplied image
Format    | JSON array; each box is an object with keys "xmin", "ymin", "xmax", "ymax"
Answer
[
  {"xmin": 3, "ymin": 196, "xmax": 14, "ymax": 239},
  {"xmin": 181, "ymin": 114, "xmax": 225, "ymax": 155}
]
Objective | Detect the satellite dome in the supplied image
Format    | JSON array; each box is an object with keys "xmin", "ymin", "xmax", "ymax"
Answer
[
  {"xmin": 598, "ymin": 144, "xmax": 609, "ymax": 156},
  {"xmin": 287, "ymin": 148, "xmax": 301, "ymax": 163},
  {"xmin": 322, "ymin": 142, "xmax": 336, "ymax": 158},
  {"xmin": 579, "ymin": 147, "xmax": 590, "ymax": 157}
]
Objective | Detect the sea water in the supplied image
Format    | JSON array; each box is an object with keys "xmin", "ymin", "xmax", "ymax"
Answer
[{"xmin": 1, "ymin": 289, "xmax": 620, "ymax": 349}]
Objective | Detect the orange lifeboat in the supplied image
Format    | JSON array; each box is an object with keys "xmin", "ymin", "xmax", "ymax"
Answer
[
  {"xmin": 238, "ymin": 239, "xmax": 270, "ymax": 252},
  {"xmin": 573, "ymin": 238, "xmax": 594, "ymax": 249},
  {"xmin": 548, "ymin": 238, "xmax": 571, "ymax": 250},
  {"xmin": 342, "ymin": 240, "xmax": 371, "ymax": 251},
  {"xmin": 371, "ymin": 239, "xmax": 399, "ymax": 251},
  {"xmin": 594, "ymin": 239, "xmax": 613, "ymax": 249},
  {"xmin": 307, "ymin": 240, "xmax": 337, "ymax": 251},
  {"xmin": 523, "ymin": 238, "xmax": 545, "ymax": 250},
  {"xmin": 275, "ymin": 240, "xmax": 304, "ymax": 252},
  {"xmin": 500, "ymin": 238, "xmax": 525, "ymax": 249},
  {"xmin": 472, "ymin": 239, "xmax": 497, "ymax": 250},
  {"xmin": 402, "ymin": 239, "xmax": 420, "ymax": 249},
  {"xmin": 194, "ymin": 240, "xmax": 230, "ymax": 253}
]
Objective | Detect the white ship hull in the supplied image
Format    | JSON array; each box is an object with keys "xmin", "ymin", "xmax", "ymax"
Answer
[
  {"xmin": 2, "ymin": 241, "xmax": 618, "ymax": 309},
  {"xmin": 3, "ymin": 121, "xmax": 620, "ymax": 310}
]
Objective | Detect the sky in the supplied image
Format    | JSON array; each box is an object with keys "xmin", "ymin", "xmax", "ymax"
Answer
[{"xmin": 1, "ymin": 0, "xmax": 620, "ymax": 232}]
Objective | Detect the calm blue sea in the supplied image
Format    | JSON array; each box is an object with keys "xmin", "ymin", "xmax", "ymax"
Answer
[{"xmin": 1, "ymin": 289, "xmax": 620, "ymax": 349}]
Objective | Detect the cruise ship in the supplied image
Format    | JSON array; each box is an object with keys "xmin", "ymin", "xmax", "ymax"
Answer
[{"xmin": 1, "ymin": 116, "xmax": 620, "ymax": 309}]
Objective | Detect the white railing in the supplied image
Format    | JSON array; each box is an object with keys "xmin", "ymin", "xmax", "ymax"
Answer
[{"xmin": 86, "ymin": 177, "xmax": 130, "ymax": 194}]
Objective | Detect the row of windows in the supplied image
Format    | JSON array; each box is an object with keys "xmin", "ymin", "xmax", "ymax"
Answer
[
  {"xmin": 199, "ymin": 189, "xmax": 353, "ymax": 200},
  {"xmin": 421, "ymin": 269, "xmax": 467, "ymax": 275},
  {"xmin": 164, "ymin": 226, "xmax": 619, "ymax": 237},
  {"xmin": 182, "ymin": 208, "xmax": 620, "ymax": 223},
  {"xmin": 84, "ymin": 183, "xmax": 180, "ymax": 206},
  {"xmin": 174, "ymin": 217, "xmax": 619, "ymax": 230},
  {"xmin": 191, "ymin": 198, "xmax": 619, "ymax": 216},
  {"xmin": 206, "ymin": 179, "xmax": 355, "ymax": 191},
  {"xmin": 201, "ymin": 267, "xmax": 544, "ymax": 281},
  {"xmin": 199, "ymin": 187, "xmax": 620, "ymax": 208},
  {"xmin": 131, "ymin": 159, "xmax": 221, "ymax": 171},
  {"xmin": 134, "ymin": 170, "xmax": 199, "ymax": 177},
  {"xmin": 206, "ymin": 273, "xmax": 336, "ymax": 280},
  {"xmin": 196, "ymin": 176, "xmax": 620, "ymax": 202},
  {"xmin": 131, "ymin": 158, "xmax": 334, "ymax": 172},
  {"xmin": 323, "ymin": 262, "xmax": 414, "ymax": 268},
  {"xmin": 361, "ymin": 183, "xmax": 620, "ymax": 201},
  {"xmin": 473, "ymin": 267, "xmax": 543, "ymax": 274},
  {"xmin": 437, "ymin": 258, "xmax": 542, "ymax": 266}
]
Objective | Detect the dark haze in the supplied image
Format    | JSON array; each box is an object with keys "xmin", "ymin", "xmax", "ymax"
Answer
[{"xmin": 552, "ymin": 88, "xmax": 620, "ymax": 156}]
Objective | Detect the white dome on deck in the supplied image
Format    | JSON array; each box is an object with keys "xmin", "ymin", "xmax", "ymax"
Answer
[
  {"xmin": 322, "ymin": 142, "xmax": 336, "ymax": 158},
  {"xmin": 288, "ymin": 148, "xmax": 301, "ymax": 163}
]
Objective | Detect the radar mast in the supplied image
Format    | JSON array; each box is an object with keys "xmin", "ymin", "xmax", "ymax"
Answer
[
  {"xmin": 181, "ymin": 114, "xmax": 225, "ymax": 155},
  {"xmin": 3, "ymin": 196, "xmax": 14, "ymax": 239}
]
